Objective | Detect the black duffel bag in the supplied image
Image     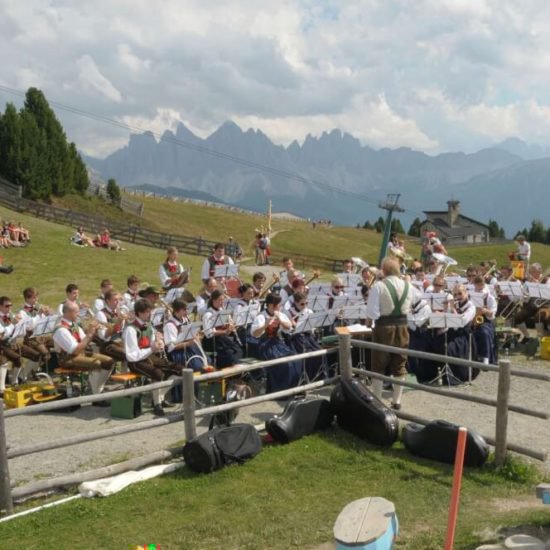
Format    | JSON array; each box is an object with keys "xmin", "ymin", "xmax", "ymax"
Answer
[{"xmin": 183, "ymin": 423, "xmax": 262, "ymax": 474}]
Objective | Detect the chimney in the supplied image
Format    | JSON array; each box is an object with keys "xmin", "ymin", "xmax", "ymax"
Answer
[{"xmin": 447, "ymin": 200, "xmax": 460, "ymax": 227}]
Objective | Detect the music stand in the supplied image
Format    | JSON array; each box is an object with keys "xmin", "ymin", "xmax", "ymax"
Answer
[
  {"xmin": 340, "ymin": 304, "xmax": 367, "ymax": 322},
  {"xmin": 428, "ymin": 312, "xmax": 465, "ymax": 386},
  {"xmin": 151, "ymin": 308, "xmax": 165, "ymax": 327},
  {"xmin": 308, "ymin": 283, "xmax": 332, "ymax": 297},
  {"xmin": 175, "ymin": 321, "xmax": 202, "ymax": 344},
  {"xmin": 337, "ymin": 273, "xmax": 361, "ymax": 287},
  {"xmin": 165, "ymin": 288, "xmax": 184, "ymax": 304},
  {"xmin": 214, "ymin": 264, "xmax": 239, "ymax": 279},
  {"xmin": 9, "ymin": 319, "xmax": 32, "ymax": 344},
  {"xmin": 32, "ymin": 315, "xmax": 61, "ymax": 338},
  {"xmin": 310, "ymin": 295, "xmax": 330, "ymax": 312}
]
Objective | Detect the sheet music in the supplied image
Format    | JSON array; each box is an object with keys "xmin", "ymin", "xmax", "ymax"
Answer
[
  {"xmin": 151, "ymin": 307, "xmax": 165, "ymax": 326},
  {"xmin": 337, "ymin": 273, "xmax": 361, "ymax": 287},
  {"xmin": 340, "ymin": 304, "xmax": 367, "ymax": 320},
  {"xmin": 175, "ymin": 321, "xmax": 202, "ymax": 343},
  {"xmin": 526, "ymin": 282, "xmax": 550, "ymax": 300},
  {"xmin": 212, "ymin": 310, "xmax": 234, "ymax": 328},
  {"xmin": 9, "ymin": 319, "xmax": 31, "ymax": 342},
  {"xmin": 346, "ymin": 323, "xmax": 372, "ymax": 334},
  {"xmin": 497, "ymin": 281, "xmax": 524, "ymax": 297},
  {"xmin": 165, "ymin": 288, "xmax": 184, "ymax": 304},
  {"xmin": 233, "ymin": 304, "xmax": 260, "ymax": 327},
  {"xmin": 308, "ymin": 283, "xmax": 332, "ymax": 296},
  {"xmin": 293, "ymin": 312, "xmax": 316, "ymax": 334},
  {"xmin": 469, "ymin": 291, "xmax": 487, "ymax": 308},
  {"xmin": 429, "ymin": 312, "xmax": 464, "ymax": 329},
  {"xmin": 310, "ymin": 295, "xmax": 330, "ymax": 312},
  {"xmin": 214, "ymin": 264, "xmax": 239, "ymax": 278},
  {"xmin": 330, "ymin": 295, "xmax": 352, "ymax": 310},
  {"xmin": 445, "ymin": 276, "xmax": 468, "ymax": 290},
  {"xmin": 421, "ymin": 293, "xmax": 450, "ymax": 312},
  {"xmin": 32, "ymin": 315, "xmax": 61, "ymax": 337}
]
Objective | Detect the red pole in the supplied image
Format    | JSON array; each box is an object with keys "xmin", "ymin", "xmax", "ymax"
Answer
[{"xmin": 444, "ymin": 426, "xmax": 468, "ymax": 550}]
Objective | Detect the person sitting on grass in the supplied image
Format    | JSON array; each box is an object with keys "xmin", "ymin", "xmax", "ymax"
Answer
[
  {"xmin": 95, "ymin": 228, "xmax": 124, "ymax": 251},
  {"xmin": 71, "ymin": 226, "xmax": 95, "ymax": 247}
]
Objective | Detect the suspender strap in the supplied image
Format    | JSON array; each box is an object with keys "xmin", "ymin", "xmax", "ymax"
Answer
[{"xmin": 383, "ymin": 279, "xmax": 409, "ymax": 316}]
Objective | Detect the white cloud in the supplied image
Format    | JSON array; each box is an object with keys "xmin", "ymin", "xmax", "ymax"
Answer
[{"xmin": 2, "ymin": 0, "xmax": 550, "ymax": 155}]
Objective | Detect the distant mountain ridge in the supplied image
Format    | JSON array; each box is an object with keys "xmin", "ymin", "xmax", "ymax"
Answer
[{"xmin": 85, "ymin": 122, "xmax": 550, "ymax": 234}]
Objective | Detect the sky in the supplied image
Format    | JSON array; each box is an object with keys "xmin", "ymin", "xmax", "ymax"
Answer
[{"xmin": 3, "ymin": 0, "xmax": 550, "ymax": 158}]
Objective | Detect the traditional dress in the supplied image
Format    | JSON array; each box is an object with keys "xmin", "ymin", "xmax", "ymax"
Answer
[{"xmin": 202, "ymin": 307, "xmax": 243, "ymax": 368}]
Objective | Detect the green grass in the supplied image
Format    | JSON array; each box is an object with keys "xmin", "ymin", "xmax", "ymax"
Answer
[{"xmin": 0, "ymin": 430, "xmax": 544, "ymax": 550}]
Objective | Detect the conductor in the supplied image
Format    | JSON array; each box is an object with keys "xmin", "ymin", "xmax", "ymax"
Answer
[{"xmin": 366, "ymin": 257, "xmax": 412, "ymax": 410}]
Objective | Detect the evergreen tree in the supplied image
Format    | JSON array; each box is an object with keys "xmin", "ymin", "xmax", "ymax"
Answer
[
  {"xmin": 529, "ymin": 219, "xmax": 546, "ymax": 244},
  {"xmin": 374, "ymin": 216, "xmax": 385, "ymax": 233},
  {"xmin": 106, "ymin": 178, "xmax": 121, "ymax": 205},
  {"xmin": 0, "ymin": 103, "xmax": 22, "ymax": 187},
  {"xmin": 407, "ymin": 217, "xmax": 422, "ymax": 237},
  {"xmin": 363, "ymin": 220, "xmax": 374, "ymax": 230},
  {"xmin": 391, "ymin": 218, "xmax": 405, "ymax": 234}
]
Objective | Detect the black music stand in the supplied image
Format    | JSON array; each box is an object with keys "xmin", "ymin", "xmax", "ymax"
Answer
[
  {"xmin": 214, "ymin": 264, "xmax": 239, "ymax": 279},
  {"xmin": 428, "ymin": 312, "xmax": 465, "ymax": 386},
  {"xmin": 233, "ymin": 304, "xmax": 260, "ymax": 357}
]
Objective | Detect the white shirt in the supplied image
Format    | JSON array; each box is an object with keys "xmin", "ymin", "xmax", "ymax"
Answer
[
  {"xmin": 159, "ymin": 261, "xmax": 185, "ymax": 289},
  {"xmin": 53, "ymin": 318, "xmax": 85, "ymax": 354},
  {"xmin": 202, "ymin": 307, "xmax": 230, "ymax": 339},
  {"xmin": 96, "ymin": 307, "xmax": 123, "ymax": 342},
  {"xmin": 18, "ymin": 304, "xmax": 45, "ymax": 330},
  {"xmin": 366, "ymin": 276, "xmax": 412, "ymax": 321},
  {"xmin": 195, "ymin": 293, "xmax": 211, "ymax": 319},
  {"xmin": 94, "ymin": 296, "xmax": 105, "ymax": 313},
  {"xmin": 454, "ymin": 300, "xmax": 476, "ymax": 326},
  {"xmin": 122, "ymin": 289, "xmax": 139, "ymax": 312},
  {"xmin": 200, "ymin": 255, "xmax": 234, "ymax": 281},
  {"xmin": 123, "ymin": 321, "xmax": 156, "ymax": 363},
  {"xmin": 517, "ymin": 242, "xmax": 531, "ymax": 260},
  {"xmin": 407, "ymin": 288, "xmax": 431, "ymax": 331},
  {"xmin": 163, "ymin": 316, "xmax": 191, "ymax": 353},
  {"xmin": 251, "ymin": 311, "xmax": 292, "ymax": 336},
  {"xmin": 476, "ymin": 288, "xmax": 498, "ymax": 319}
]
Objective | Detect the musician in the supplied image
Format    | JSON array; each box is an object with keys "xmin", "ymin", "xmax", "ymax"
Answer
[
  {"xmin": 18, "ymin": 287, "xmax": 52, "ymax": 365},
  {"xmin": 495, "ymin": 266, "xmax": 520, "ymax": 317},
  {"xmin": 202, "ymin": 290, "xmax": 243, "ymax": 368},
  {"xmin": 359, "ymin": 266, "xmax": 377, "ymax": 295},
  {"xmin": 94, "ymin": 279, "xmax": 113, "ymax": 313},
  {"xmin": 122, "ymin": 275, "xmax": 141, "ymax": 313},
  {"xmin": 123, "ymin": 299, "xmax": 180, "ymax": 416},
  {"xmin": 472, "ymin": 276, "xmax": 498, "ymax": 365},
  {"xmin": 233, "ymin": 283, "xmax": 260, "ymax": 357},
  {"xmin": 159, "ymin": 247, "xmax": 189, "ymax": 290},
  {"xmin": 196, "ymin": 278, "xmax": 219, "ymax": 319},
  {"xmin": 425, "ymin": 276, "xmax": 451, "ymax": 311},
  {"xmin": 465, "ymin": 266, "xmax": 478, "ymax": 285},
  {"xmin": 406, "ymin": 288, "xmax": 431, "ymax": 378},
  {"xmin": 279, "ymin": 269, "xmax": 299, "ymax": 304},
  {"xmin": 252, "ymin": 272, "xmax": 267, "ymax": 299},
  {"xmin": 327, "ymin": 277, "xmax": 346, "ymax": 309},
  {"xmin": 95, "ymin": 290, "xmax": 127, "ymax": 362},
  {"xmin": 163, "ymin": 300, "xmax": 205, "ymax": 372},
  {"xmin": 287, "ymin": 291, "xmax": 323, "ymax": 381},
  {"xmin": 515, "ymin": 263, "xmax": 548, "ymax": 341},
  {"xmin": 251, "ymin": 294, "xmax": 301, "ymax": 393},
  {"xmin": 138, "ymin": 286, "xmax": 161, "ymax": 308},
  {"xmin": 201, "ymin": 243, "xmax": 234, "ymax": 284},
  {"xmin": 57, "ymin": 283, "xmax": 89, "ymax": 316},
  {"xmin": 479, "ymin": 262, "xmax": 498, "ymax": 285},
  {"xmin": 283, "ymin": 279, "xmax": 306, "ymax": 313},
  {"xmin": 366, "ymin": 257, "xmax": 412, "ymax": 409},
  {"xmin": 342, "ymin": 259, "xmax": 354, "ymax": 274},
  {"xmin": 53, "ymin": 301, "xmax": 114, "ymax": 394}
]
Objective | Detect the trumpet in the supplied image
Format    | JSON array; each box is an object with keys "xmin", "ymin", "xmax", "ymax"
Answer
[{"xmin": 258, "ymin": 273, "xmax": 280, "ymax": 299}]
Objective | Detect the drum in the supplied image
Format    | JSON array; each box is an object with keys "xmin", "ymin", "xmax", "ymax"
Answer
[
  {"xmin": 225, "ymin": 277, "xmax": 242, "ymax": 299},
  {"xmin": 511, "ymin": 260, "xmax": 525, "ymax": 280}
]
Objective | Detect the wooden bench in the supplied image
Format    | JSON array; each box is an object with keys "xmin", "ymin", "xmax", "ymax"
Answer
[{"xmin": 109, "ymin": 372, "xmax": 143, "ymax": 385}]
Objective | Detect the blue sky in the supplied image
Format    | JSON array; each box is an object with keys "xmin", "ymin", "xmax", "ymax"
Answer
[{"xmin": 2, "ymin": 0, "xmax": 550, "ymax": 157}]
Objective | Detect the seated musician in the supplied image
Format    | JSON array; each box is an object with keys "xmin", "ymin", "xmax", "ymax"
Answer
[
  {"xmin": 232, "ymin": 283, "xmax": 260, "ymax": 357},
  {"xmin": 283, "ymin": 279, "xmax": 306, "ymax": 314},
  {"xmin": 123, "ymin": 299, "xmax": 180, "ymax": 416},
  {"xmin": 359, "ymin": 266, "xmax": 377, "ymax": 295},
  {"xmin": 327, "ymin": 276, "xmax": 346, "ymax": 309},
  {"xmin": 159, "ymin": 246, "xmax": 189, "ymax": 291},
  {"xmin": 406, "ymin": 287, "xmax": 431, "ymax": 378},
  {"xmin": 163, "ymin": 299, "xmax": 205, "ymax": 372},
  {"xmin": 202, "ymin": 290, "xmax": 243, "ymax": 368},
  {"xmin": 472, "ymin": 276, "xmax": 497, "ymax": 365},
  {"xmin": 515, "ymin": 263, "xmax": 548, "ymax": 341},
  {"xmin": 53, "ymin": 301, "xmax": 114, "ymax": 394},
  {"xmin": 279, "ymin": 269, "xmax": 299, "ymax": 304},
  {"xmin": 421, "ymin": 284, "xmax": 479, "ymax": 385},
  {"xmin": 252, "ymin": 272, "xmax": 267, "ymax": 299},
  {"xmin": 287, "ymin": 291, "xmax": 323, "ymax": 381},
  {"xmin": 425, "ymin": 276, "xmax": 451, "ymax": 307},
  {"xmin": 196, "ymin": 277, "xmax": 218, "ymax": 319},
  {"xmin": 94, "ymin": 279, "xmax": 113, "ymax": 313},
  {"xmin": 95, "ymin": 290, "xmax": 127, "ymax": 362},
  {"xmin": 18, "ymin": 287, "xmax": 52, "ymax": 366},
  {"xmin": 251, "ymin": 294, "xmax": 301, "ymax": 393},
  {"xmin": 341, "ymin": 259, "xmax": 354, "ymax": 274},
  {"xmin": 57, "ymin": 283, "xmax": 89, "ymax": 316},
  {"xmin": 122, "ymin": 275, "xmax": 140, "ymax": 313},
  {"xmin": 201, "ymin": 243, "xmax": 234, "ymax": 284}
]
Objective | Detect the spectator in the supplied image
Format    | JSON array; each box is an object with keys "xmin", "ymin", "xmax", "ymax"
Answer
[
  {"xmin": 71, "ymin": 226, "xmax": 95, "ymax": 247},
  {"xmin": 226, "ymin": 236, "xmax": 242, "ymax": 262},
  {"xmin": 95, "ymin": 228, "xmax": 124, "ymax": 251}
]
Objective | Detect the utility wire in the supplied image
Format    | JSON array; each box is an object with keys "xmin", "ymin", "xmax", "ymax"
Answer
[{"xmin": 0, "ymin": 84, "xmax": 414, "ymax": 212}]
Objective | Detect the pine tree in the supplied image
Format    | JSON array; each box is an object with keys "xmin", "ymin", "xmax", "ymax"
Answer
[
  {"xmin": 106, "ymin": 178, "xmax": 121, "ymax": 205},
  {"xmin": 407, "ymin": 217, "xmax": 422, "ymax": 237},
  {"xmin": 0, "ymin": 103, "xmax": 22, "ymax": 187},
  {"xmin": 363, "ymin": 220, "xmax": 374, "ymax": 230},
  {"xmin": 391, "ymin": 218, "xmax": 405, "ymax": 234},
  {"xmin": 374, "ymin": 216, "xmax": 385, "ymax": 233}
]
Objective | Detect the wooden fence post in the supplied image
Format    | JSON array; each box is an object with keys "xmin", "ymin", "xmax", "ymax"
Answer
[
  {"xmin": 338, "ymin": 333, "xmax": 352, "ymax": 381},
  {"xmin": 182, "ymin": 369, "xmax": 196, "ymax": 442},
  {"xmin": 495, "ymin": 359, "xmax": 511, "ymax": 467},
  {"xmin": 0, "ymin": 400, "xmax": 13, "ymax": 515}
]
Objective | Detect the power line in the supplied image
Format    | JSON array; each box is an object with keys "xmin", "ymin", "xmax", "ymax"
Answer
[{"xmin": 0, "ymin": 84, "xmax": 414, "ymax": 212}]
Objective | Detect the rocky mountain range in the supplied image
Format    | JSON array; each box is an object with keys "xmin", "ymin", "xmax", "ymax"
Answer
[{"xmin": 85, "ymin": 123, "xmax": 550, "ymax": 235}]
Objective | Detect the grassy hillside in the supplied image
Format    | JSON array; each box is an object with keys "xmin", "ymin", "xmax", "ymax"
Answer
[{"xmin": 17, "ymin": 194, "xmax": 550, "ymax": 277}]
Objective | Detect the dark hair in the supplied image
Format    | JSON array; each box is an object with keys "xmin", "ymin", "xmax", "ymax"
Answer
[
  {"xmin": 172, "ymin": 299, "xmax": 188, "ymax": 313},
  {"xmin": 23, "ymin": 287, "xmax": 36, "ymax": 300},
  {"xmin": 104, "ymin": 289, "xmax": 119, "ymax": 302},
  {"xmin": 208, "ymin": 289, "xmax": 224, "ymax": 309},
  {"xmin": 134, "ymin": 299, "xmax": 151, "ymax": 316},
  {"xmin": 66, "ymin": 283, "xmax": 78, "ymax": 294},
  {"xmin": 0, "ymin": 296, "xmax": 10, "ymax": 306},
  {"xmin": 100, "ymin": 279, "xmax": 112, "ymax": 289},
  {"xmin": 282, "ymin": 257, "xmax": 291, "ymax": 263},
  {"xmin": 473, "ymin": 275, "xmax": 485, "ymax": 285},
  {"xmin": 213, "ymin": 243, "xmax": 224, "ymax": 251},
  {"xmin": 293, "ymin": 291, "xmax": 307, "ymax": 304},
  {"xmin": 127, "ymin": 275, "xmax": 140, "ymax": 286},
  {"xmin": 239, "ymin": 283, "xmax": 253, "ymax": 296},
  {"xmin": 253, "ymin": 272, "xmax": 266, "ymax": 283},
  {"xmin": 265, "ymin": 294, "xmax": 282, "ymax": 307}
]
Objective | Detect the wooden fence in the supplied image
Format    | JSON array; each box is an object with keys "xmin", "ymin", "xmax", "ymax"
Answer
[{"xmin": 0, "ymin": 336, "xmax": 548, "ymax": 516}]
